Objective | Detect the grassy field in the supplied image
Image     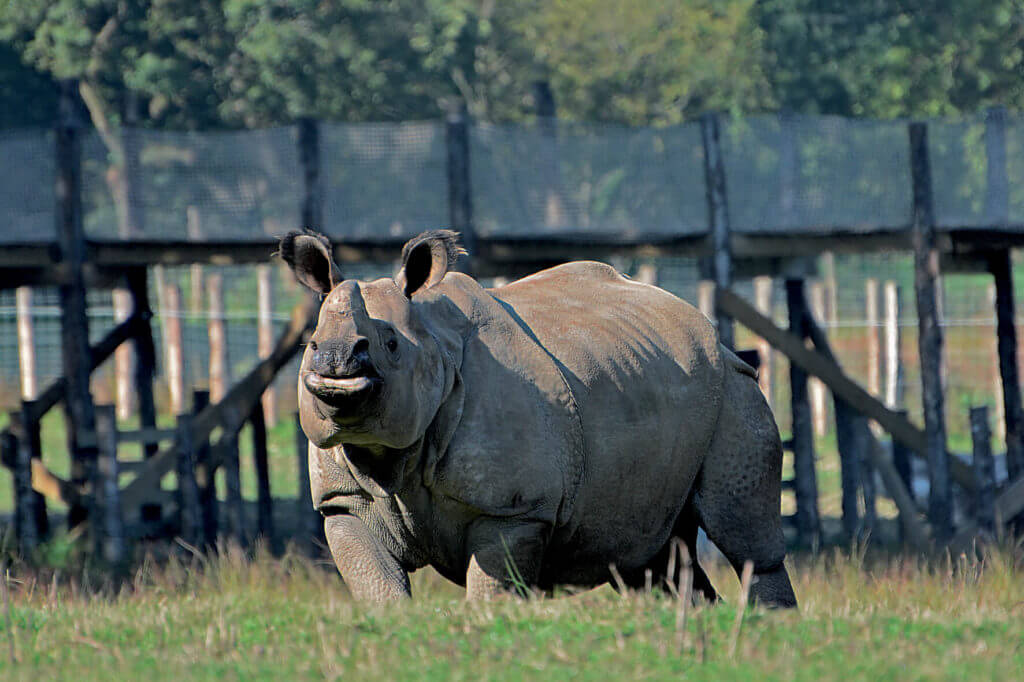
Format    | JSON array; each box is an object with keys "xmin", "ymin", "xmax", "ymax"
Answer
[{"xmin": 0, "ymin": 544, "xmax": 1021, "ymax": 681}]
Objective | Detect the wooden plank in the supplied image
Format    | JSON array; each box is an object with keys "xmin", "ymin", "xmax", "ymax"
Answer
[
  {"xmin": 717, "ymin": 288, "xmax": 977, "ymax": 492},
  {"xmin": 883, "ymin": 281, "xmax": 904, "ymax": 408},
  {"xmin": 257, "ymin": 265, "xmax": 277, "ymax": 427},
  {"xmin": 207, "ymin": 273, "xmax": 229, "ymax": 403},
  {"xmin": 77, "ymin": 427, "xmax": 177, "ymax": 449},
  {"xmin": 701, "ymin": 112, "xmax": 733, "ymax": 349},
  {"xmin": 910, "ymin": 121, "xmax": 952, "ymax": 540},
  {"xmin": 176, "ymin": 413, "xmax": 202, "ymax": 549},
  {"xmin": 56, "ymin": 78, "xmax": 97, "ymax": 530},
  {"xmin": 164, "ymin": 284, "xmax": 185, "ymax": 415},
  {"xmin": 127, "ymin": 267, "xmax": 158, "ymax": 459},
  {"xmin": 970, "ymin": 406, "xmax": 996, "ymax": 533},
  {"xmin": 865, "ymin": 432, "xmax": 931, "ymax": 551},
  {"xmin": 118, "ymin": 300, "xmax": 317, "ymax": 514},
  {"xmin": 753, "ymin": 276, "xmax": 774, "ymax": 408},
  {"xmin": 94, "ymin": 405, "xmax": 126, "ymax": 567},
  {"xmin": 996, "ymin": 475, "xmax": 1024, "ymax": 522},
  {"xmin": 294, "ymin": 411, "xmax": 319, "ymax": 556},
  {"xmin": 4, "ymin": 426, "xmax": 37, "ymax": 552},
  {"xmin": 250, "ymin": 403, "xmax": 274, "ymax": 548},
  {"xmin": 989, "ymin": 250, "xmax": 1024, "ymax": 480},
  {"xmin": 193, "ymin": 389, "xmax": 217, "ymax": 548},
  {"xmin": 784, "ymin": 279, "xmax": 820, "ymax": 546},
  {"xmin": 113, "ymin": 288, "xmax": 135, "ymax": 419},
  {"xmin": 221, "ymin": 429, "xmax": 244, "ymax": 546},
  {"xmin": 16, "ymin": 287, "xmax": 37, "ymax": 400}
]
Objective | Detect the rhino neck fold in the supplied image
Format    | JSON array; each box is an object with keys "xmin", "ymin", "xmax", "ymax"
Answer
[{"xmin": 341, "ymin": 441, "xmax": 423, "ymax": 498}]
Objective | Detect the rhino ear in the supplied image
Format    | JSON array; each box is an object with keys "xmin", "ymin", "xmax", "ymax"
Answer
[
  {"xmin": 395, "ymin": 230, "xmax": 466, "ymax": 298},
  {"xmin": 277, "ymin": 230, "xmax": 342, "ymax": 295}
]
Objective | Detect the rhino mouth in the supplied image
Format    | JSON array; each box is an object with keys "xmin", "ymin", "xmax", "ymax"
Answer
[{"xmin": 304, "ymin": 371, "xmax": 383, "ymax": 410}]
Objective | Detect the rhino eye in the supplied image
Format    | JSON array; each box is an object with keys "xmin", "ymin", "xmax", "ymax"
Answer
[{"xmin": 386, "ymin": 338, "xmax": 398, "ymax": 353}]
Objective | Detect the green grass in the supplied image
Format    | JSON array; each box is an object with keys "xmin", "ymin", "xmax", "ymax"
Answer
[{"xmin": 0, "ymin": 545, "xmax": 1021, "ymax": 681}]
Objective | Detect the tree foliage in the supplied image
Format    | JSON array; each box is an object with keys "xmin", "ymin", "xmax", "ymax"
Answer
[{"xmin": 0, "ymin": 1, "xmax": 1022, "ymax": 128}]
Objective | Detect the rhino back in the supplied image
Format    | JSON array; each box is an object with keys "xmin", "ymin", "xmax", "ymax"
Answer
[{"xmin": 491, "ymin": 262, "xmax": 726, "ymax": 580}]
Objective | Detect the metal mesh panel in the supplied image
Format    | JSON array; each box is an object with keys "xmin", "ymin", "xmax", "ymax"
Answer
[
  {"xmin": 1008, "ymin": 117, "xmax": 1024, "ymax": 226},
  {"xmin": 471, "ymin": 121, "xmax": 707, "ymax": 238},
  {"xmin": 320, "ymin": 121, "xmax": 447, "ymax": 240},
  {"xmin": 928, "ymin": 116, "xmax": 989, "ymax": 228},
  {"xmin": 722, "ymin": 115, "xmax": 912, "ymax": 233},
  {"xmin": 77, "ymin": 127, "xmax": 302, "ymax": 241},
  {"xmin": 0, "ymin": 128, "xmax": 55, "ymax": 243}
]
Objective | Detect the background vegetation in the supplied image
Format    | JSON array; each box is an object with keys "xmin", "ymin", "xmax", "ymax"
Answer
[{"xmin": 2, "ymin": 1, "xmax": 1022, "ymax": 131}]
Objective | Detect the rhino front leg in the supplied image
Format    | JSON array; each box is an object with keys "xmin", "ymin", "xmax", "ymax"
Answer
[
  {"xmin": 465, "ymin": 519, "xmax": 547, "ymax": 600},
  {"xmin": 324, "ymin": 514, "xmax": 411, "ymax": 602}
]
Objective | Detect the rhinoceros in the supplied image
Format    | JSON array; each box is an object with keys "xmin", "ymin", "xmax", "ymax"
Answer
[{"xmin": 279, "ymin": 229, "xmax": 796, "ymax": 608}]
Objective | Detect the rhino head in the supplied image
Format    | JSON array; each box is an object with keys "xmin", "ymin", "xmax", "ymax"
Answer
[{"xmin": 279, "ymin": 229, "xmax": 466, "ymax": 452}]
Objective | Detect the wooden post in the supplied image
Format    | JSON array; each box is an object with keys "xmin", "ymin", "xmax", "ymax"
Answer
[
  {"xmin": 221, "ymin": 426, "xmax": 244, "ymax": 547},
  {"xmin": 634, "ymin": 263, "xmax": 658, "ymax": 286},
  {"xmin": 883, "ymin": 281, "xmax": 904, "ymax": 408},
  {"xmin": 113, "ymin": 288, "xmax": 135, "ymax": 420},
  {"xmin": 187, "ymin": 206, "xmax": 204, "ymax": 317},
  {"xmin": 859, "ymin": 417, "xmax": 877, "ymax": 536},
  {"xmin": 988, "ymin": 283, "xmax": 1007, "ymax": 441},
  {"xmin": 446, "ymin": 101, "xmax": 477, "ymax": 268},
  {"xmin": 207, "ymin": 273, "xmax": 228, "ymax": 403},
  {"xmin": 909, "ymin": 121, "xmax": 952, "ymax": 540},
  {"xmin": 93, "ymin": 405, "xmax": 125, "ymax": 568},
  {"xmin": 257, "ymin": 265, "xmax": 277, "ymax": 426},
  {"xmin": 834, "ymin": 398, "xmax": 862, "ymax": 540},
  {"xmin": 19, "ymin": 402, "xmax": 49, "ymax": 540},
  {"xmin": 989, "ymin": 250, "xmax": 1024, "ymax": 481},
  {"xmin": 984, "ymin": 106, "xmax": 1009, "ymax": 226},
  {"xmin": 298, "ymin": 118, "xmax": 323, "ymax": 230},
  {"xmin": 701, "ymin": 112, "xmax": 733, "ymax": 350},
  {"xmin": 697, "ymin": 281, "xmax": 715, "ymax": 322},
  {"xmin": 250, "ymin": 403, "xmax": 275, "ymax": 550},
  {"xmin": 176, "ymin": 412, "xmax": 202, "ymax": 549},
  {"xmin": 785, "ymin": 279, "xmax": 820, "ymax": 547},
  {"xmin": 127, "ymin": 267, "xmax": 158, "ymax": 459},
  {"xmin": 809, "ymin": 282, "xmax": 828, "ymax": 437},
  {"xmin": 16, "ymin": 287, "xmax": 37, "ymax": 400},
  {"xmin": 56, "ymin": 78, "xmax": 97, "ymax": 530},
  {"xmin": 193, "ymin": 389, "xmax": 217, "ymax": 548},
  {"xmin": 970, "ymin": 406, "xmax": 996, "ymax": 534},
  {"xmin": 5, "ymin": 421, "xmax": 37, "ymax": 554},
  {"xmin": 892, "ymin": 408, "xmax": 915, "ymax": 502},
  {"xmin": 164, "ymin": 284, "xmax": 185, "ymax": 416},
  {"xmin": 866, "ymin": 279, "xmax": 881, "ymax": 396},
  {"xmin": 295, "ymin": 411, "xmax": 318, "ymax": 555},
  {"xmin": 754, "ymin": 276, "xmax": 774, "ymax": 408},
  {"xmin": 533, "ymin": 80, "xmax": 566, "ymax": 230}
]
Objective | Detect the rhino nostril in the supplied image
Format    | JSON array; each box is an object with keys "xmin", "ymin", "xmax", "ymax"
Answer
[
  {"xmin": 351, "ymin": 337, "xmax": 370, "ymax": 357},
  {"xmin": 309, "ymin": 340, "xmax": 318, "ymax": 351}
]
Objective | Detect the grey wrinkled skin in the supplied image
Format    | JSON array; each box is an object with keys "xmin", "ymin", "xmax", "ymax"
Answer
[{"xmin": 280, "ymin": 229, "xmax": 797, "ymax": 608}]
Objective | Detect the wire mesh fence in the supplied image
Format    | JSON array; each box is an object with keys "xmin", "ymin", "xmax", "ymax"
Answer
[
  {"xmin": 3, "ymin": 112, "xmax": 1024, "ymax": 443},
  {"xmin": 3, "ymin": 112, "xmax": 1024, "ymax": 244}
]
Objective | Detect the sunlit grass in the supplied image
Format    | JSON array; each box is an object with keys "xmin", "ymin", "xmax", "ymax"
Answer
[{"xmin": 0, "ymin": 542, "xmax": 1020, "ymax": 681}]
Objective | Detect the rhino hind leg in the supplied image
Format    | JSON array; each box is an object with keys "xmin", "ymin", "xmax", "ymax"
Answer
[
  {"xmin": 617, "ymin": 495, "xmax": 718, "ymax": 602},
  {"xmin": 693, "ymin": 366, "xmax": 797, "ymax": 609}
]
